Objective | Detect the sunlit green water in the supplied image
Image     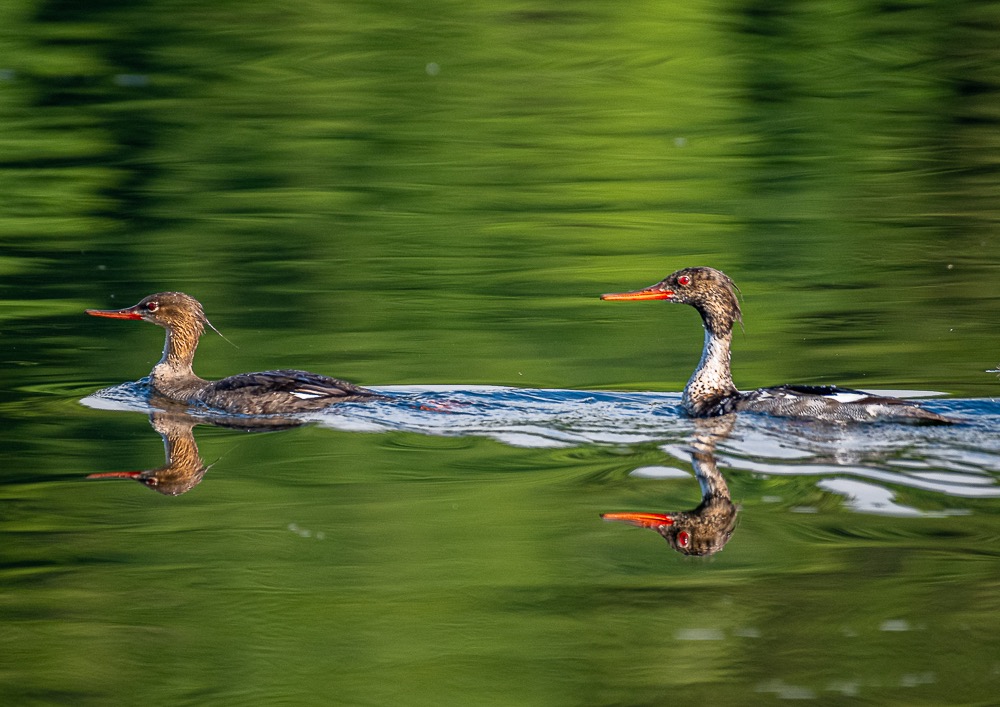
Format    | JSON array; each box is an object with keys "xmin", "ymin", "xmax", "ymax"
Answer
[{"xmin": 3, "ymin": 1, "xmax": 1000, "ymax": 704}]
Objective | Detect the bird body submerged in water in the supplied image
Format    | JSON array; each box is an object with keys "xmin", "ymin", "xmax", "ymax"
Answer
[
  {"xmin": 87, "ymin": 292, "xmax": 379, "ymax": 415},
  {"xmin": 601, "ymin": 267, "xmax": 951, "ymax": 424}
]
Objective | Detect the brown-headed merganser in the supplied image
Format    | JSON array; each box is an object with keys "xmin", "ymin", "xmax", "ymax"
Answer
[
  {"xmin": 87, "ymin": 292, "xmax": 379, "ymax": 415},
  {"xmin": 601, "ymin": 267, "xmax": 951, "ymax": 424}
]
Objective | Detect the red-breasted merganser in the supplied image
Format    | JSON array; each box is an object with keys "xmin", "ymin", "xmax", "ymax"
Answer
[
  {"xmin": 87, "ymin": 292, "xmax": 379, "ymax": 415},
  {"xmin": 601, "ymin": 267, "xmax": 951, "ymax": 424}
]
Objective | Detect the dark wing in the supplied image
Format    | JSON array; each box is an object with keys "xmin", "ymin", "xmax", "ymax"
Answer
[{"xmin": 201, "ymin": 369, "xmax": 380, "ymax": 414}]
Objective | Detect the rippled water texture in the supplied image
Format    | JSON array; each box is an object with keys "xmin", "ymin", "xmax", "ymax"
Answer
[
  {"xmin": 3, "ymin": 0, "xmax": 1000, "ymax": 704},
  {"xmin": 83, "ymin": 382, "xmax": 1000, "ymax": 502}
]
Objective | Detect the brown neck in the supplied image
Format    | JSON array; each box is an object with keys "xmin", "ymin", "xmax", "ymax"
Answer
[
  {"xmin": 159, "ymin": 319, "xmax": 204, "ymax": 371},
  {"xmin": 150, "ymin": 322, "xmax": 208, "ymax": 398}
]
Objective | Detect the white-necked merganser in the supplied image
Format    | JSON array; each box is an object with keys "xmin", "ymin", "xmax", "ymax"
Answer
[
  {"xmin": 87, "ymin": 292, "xmax": 379, "ymax": 415},
  {"xmin": 601, "ymin": 267, "xmax": 952, "ymax": 424}
]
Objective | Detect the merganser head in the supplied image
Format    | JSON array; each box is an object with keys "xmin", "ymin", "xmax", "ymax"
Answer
[
  {"xmin": 601, "ymin": 267, "xmax": 742, "ymax": 335},
  {"xmin": 601, "ymin": 503, "xmax": 736, "ymax": 556},
  {"xmin": 87, "ymin": 291, "xmax": 210, "ymax": 335}
]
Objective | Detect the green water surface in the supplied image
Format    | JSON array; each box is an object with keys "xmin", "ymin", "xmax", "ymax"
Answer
[{"xmin": 2, "ymin": 1, "xmax": 1000, "ymax": 704}]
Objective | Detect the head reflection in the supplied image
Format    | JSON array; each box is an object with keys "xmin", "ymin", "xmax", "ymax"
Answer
[
  {"xmin": 87, "ymin": 408, "xmax": 302, "ymax": 495},
  {"xmin": 602, "ymin": 417, "xmax": 737, "ymax": 556}
]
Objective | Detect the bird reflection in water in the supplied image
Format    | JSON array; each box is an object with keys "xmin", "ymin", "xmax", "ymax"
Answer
[
  {"xmin": 87, "ymin": 407, "xmax": 301, "ymax": 495},
  {"xmin": 602, "ymin": 416, "xmax": 737, "ymax": 556}
]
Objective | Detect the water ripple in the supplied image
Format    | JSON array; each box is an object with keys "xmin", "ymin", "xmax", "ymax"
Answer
[{"xmin": 80, "ymin": 384, "xmax": 1000, "ymax": 503}]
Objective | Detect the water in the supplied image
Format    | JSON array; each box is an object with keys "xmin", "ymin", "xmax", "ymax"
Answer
[
  {"xmin": 80, "ymin": 381, "xmax": 1000, "ymax": 503},
  {"xmin": 3, "ymin": 0, "xmax": 1000, "ymax": 704}
]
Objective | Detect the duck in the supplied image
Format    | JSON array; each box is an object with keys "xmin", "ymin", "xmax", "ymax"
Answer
[
  {"xmin": 87, "ymin": 291, "xmax": 379, "ymax": 415},
  {"xmin": 601, "ymin": 267, "xmax": 951, "ymax": 423}
]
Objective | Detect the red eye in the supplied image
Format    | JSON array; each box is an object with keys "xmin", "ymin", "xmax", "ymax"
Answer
[
  {"xmin": 677, "ymin": 275, "xmax": 691, "ymax": 287},
  {"xmin": 677, "ymin": 531, "xmax": 691, "ymax": 548},
  {"xmin": 146, "ymin": 301, "xmax": 159, "ymax": 312}
]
